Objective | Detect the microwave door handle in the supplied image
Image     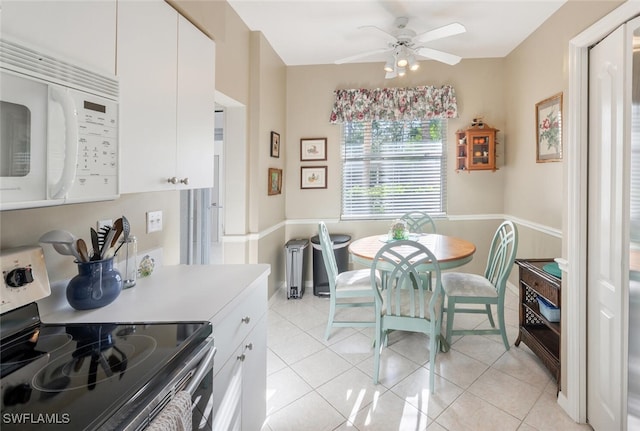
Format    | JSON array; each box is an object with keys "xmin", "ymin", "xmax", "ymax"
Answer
[{"xmin": 49, "ymin": 86, "xmax": 79, "ymax": 199}]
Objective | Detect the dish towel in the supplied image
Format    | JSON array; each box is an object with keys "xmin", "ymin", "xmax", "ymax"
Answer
[{"xmin": 147, "ymin": 391, "xmax": 192, "ymax": 431}]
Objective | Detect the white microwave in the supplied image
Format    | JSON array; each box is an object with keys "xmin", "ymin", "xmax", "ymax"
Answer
[{"xmin": 0, "ymin": 38, "xmax": 119, "ymax": 211}]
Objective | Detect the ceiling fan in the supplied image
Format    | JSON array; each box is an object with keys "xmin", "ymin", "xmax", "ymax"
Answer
[{"xmin": 335, "ymin": 17, "xmax": 466, "ymax": 79}]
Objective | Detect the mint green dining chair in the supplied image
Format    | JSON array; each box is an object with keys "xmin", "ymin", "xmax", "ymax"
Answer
[
  {"xmin": 318, "ymin": 222, "xmax": 377, "ymax": 341},
  {"xmin": 400, "ymin": 211, "xmax": 437, "ymax": 234},
  {"xmin": 442, "ymin": 220, "xmax": 518, "ymax": 350},
  {"xmin": 370, "ymin": 240, "xmax": 444, "ymax": 393}
]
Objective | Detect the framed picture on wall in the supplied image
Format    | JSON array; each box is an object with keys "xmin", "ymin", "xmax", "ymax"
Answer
[
  {"xmin": 300, "ymin": 166, "xmax": 327, "ymax": 189},
  {"xmin": 535, "ymin": 93, "xmax": 563, "ymax": 162},
  {"xmin": 270, "ymin": 131, "xmax": 280, "ymax": 158},
  {"xmin": 268, "ymin": 168, "xmax": 282, "ymax": 195},
  {"xmin": 300, "ymin": 138, "xmax": 327, "ymax": 161}
]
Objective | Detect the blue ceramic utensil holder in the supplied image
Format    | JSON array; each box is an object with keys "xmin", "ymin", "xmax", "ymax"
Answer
[{"xmin": 66, "ymin": 257, "xmax": 123, "ymax": 310}]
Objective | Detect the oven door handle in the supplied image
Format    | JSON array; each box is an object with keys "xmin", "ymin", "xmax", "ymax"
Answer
[{"xmin": 186, "ymin": 342, "xmax": 216, "ymax": 396}]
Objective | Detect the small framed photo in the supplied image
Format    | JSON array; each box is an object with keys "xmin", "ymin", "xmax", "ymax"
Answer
[
  {"xmin": 268, "ymin": 168, "xmax": 282, "ymax": 195},
  {"xmin": 300, "ymin": 138, "xmax": 327, "ymax": 161},
  {"xmin": 536, "ymin": 93, "xmax": 563, "ymax": 162},
  {"xmin": 300, "ymin": 166, "xmax": 327, "ymax": 189},
  {"xmin": 270, "ymin": 131, "xmax": 280, "ymax": 158}
]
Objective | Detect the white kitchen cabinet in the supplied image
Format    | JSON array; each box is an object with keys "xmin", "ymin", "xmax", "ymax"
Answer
[
  {"xmin": 117, "ymin": 0, "xmax": 215, "ymax": 193},
  {"xmin": 0, "ymin": 0, "xmax": 117, "ymax": 75},
  {"xmin": 176, "ymin": 15, "xmax": 216, "ymax": 190},
  {"xmin": 211, "ymin": 277, "xmax": 267, "ymax": 430}
]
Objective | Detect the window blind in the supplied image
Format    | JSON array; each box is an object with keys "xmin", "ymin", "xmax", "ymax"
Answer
[{"xmin": 341, "ymin": 120, "xmax": 447, "ymax": 220}]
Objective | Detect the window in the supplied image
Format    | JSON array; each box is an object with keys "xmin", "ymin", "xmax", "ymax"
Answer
[{"xmin": 341, "ymin": 119, "xmax": 447, "ymax": 220}]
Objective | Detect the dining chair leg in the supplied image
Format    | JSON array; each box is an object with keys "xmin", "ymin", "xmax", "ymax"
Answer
[
  {"xmin": 486, "ymin": 304, "xmax": 496, "ymax": 327},
  {"xmin": 498, "ymin": 304, "xmax": 510, "ymax": 350},
  {"xmin": 373, "ymin": 325, "xmax": 382, "ymax": 384},
  {"xmin": 445, "ymin": 297, "xmax": 456, "ymax": 346},
  {"xmin": 429, "ymin": 324, "xmax": 437, "ymax": 393},
  {"xmin": 324, "ymin": 301, "xmax": 336, "ymax": 341}
]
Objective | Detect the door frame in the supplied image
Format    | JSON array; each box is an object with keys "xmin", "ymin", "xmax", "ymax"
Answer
[{"xmin": 564, "ymin": 1, "xmax": 640, "ymax": 422}]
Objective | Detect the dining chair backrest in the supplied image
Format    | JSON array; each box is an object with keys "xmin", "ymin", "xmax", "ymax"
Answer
[
  {"xmin": 370, "ymin": 240, "xmax": 443, "ymax": 320},
  {"xmin": 400, "ymin": 211, "xmax": 437, "ymax": 234},
  {"xmin": 318, "ymin": 221, "xmax": 339, "ymax": 292},
  {"xmin": 484, "ymin": 220, "xmax": 518, "ymax": 294}
]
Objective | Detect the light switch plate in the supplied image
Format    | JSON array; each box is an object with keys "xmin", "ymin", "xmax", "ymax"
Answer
[{"xmin": 146, "ymin": 211, "xmax": 163, "ymax": 233}]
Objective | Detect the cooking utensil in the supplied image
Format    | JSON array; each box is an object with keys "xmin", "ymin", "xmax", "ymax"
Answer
[
  {"xmin": 111, "ymin": 218, "xmax": 123, "ymax": 248},
  {"xmin": 101, "ymin": 228, "xmax": 116, "ymax": 259},
  {"xmin": 114, "ymin": 216, "xmax": 131, "ymax": 255},
  {"xmin": 39, "ymin": 230, "xmax": 82, "ymax": 261},
  {"xmin": 90, "ymin": 228, "xmax": 100, "ymax": 260},
  {"xmin": 77, "ymin": 239, "xmax": 89, "ymax": 262},
  {"xmin": 97, "ymin": 225, "xmax": 111, "ymax": 251}
]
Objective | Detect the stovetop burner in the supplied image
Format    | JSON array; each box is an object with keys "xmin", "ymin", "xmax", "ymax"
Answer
[
  {"xmin": 31, "ymin": 334, "xmax": 156, "ymax": 393},
  {"xmin": 1, "ymin": 330, "xmax": 73, "ymax": 378}
]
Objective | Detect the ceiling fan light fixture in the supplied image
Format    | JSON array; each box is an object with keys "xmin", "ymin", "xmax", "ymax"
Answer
[
  {"xmin": 408, "ymin": 54, "xmax": 420, "ymax": 71},
  {"xmin": 384, "ymin": 57, "xmax": 395, "ymax": 73},
  {"xmin": 396, "ymin": 54, "xmax": 408, "ymax": 68},
  {"xmin": 397, "ymin": 66, "xmax": 406, "ymax": 77}
]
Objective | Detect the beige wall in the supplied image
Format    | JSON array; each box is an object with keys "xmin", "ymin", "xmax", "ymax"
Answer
[
  {"xmin": 0, "ymin": 192, "xmax": 180, "ymax": 282},
  {"xmin": 503, "ymin": 0, "xmax": 623, "ymax": 395},
  {"xmin": 286, "ymin": 59, "xmax": 507, "ymax": 222}
]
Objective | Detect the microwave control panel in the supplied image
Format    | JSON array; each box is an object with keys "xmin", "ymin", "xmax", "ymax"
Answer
[{"xmin": 65, "ymin": 90, "xmax": 119, "ymax": 202}]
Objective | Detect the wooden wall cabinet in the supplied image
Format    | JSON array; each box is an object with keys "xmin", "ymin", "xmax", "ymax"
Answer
[
  {"xmin": 455, "ymin": 126, "xmax": 499, "ymax": 172},
  {"xmin": 514, "ymin": 258, "xmax": 561, "ymax": 391}
]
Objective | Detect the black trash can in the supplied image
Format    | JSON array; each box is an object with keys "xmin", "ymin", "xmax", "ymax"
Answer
[{"xmin": 310, "ymin": 234, "xmax": 351, "ymax": 296}]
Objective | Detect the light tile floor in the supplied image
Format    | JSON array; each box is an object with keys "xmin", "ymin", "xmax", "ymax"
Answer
[{"xmin": 261, "ymin": 286, "xmax": 593, "ymax": 431}]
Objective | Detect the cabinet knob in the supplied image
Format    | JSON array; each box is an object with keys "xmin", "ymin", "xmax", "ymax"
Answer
[
  {"xmin": 241, "ymin": 316, "xmax": 250, "ymax": 324},
  {"xmin": 237, "ymin": 354, "xmax": 246, "ymax": 362},
  {"xmin": 245, "ymin": 343, "xmax": 253, "ymax": 351},
  {"xmin": 167, "ymin": 177, "xmax": 178, "ymax": 184},
  {"xmin": 180, "ymin": 177, "xmax": 189, "ymax": 185}
]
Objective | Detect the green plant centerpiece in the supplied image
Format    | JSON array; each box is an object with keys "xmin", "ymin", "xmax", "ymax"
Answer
[{"xmin": 389, "ymin": 219, "xmax": 409, "ymax": 241}]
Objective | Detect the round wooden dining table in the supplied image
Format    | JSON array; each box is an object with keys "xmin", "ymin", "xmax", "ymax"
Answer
[{"xmin": 349, "ymin": 233, "xmax": 476, "ymax": 271}]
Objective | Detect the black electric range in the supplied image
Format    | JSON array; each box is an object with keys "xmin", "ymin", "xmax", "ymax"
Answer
[
  {"xmin": 0, "ymin": 246, "xmax": 215, "ymax": 430},
  {"xmin": 1, "ymin": 302, "xmax": 212, "ymax": 430}
]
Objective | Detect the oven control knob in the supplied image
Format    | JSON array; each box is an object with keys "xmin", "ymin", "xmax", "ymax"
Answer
[
  {"xmin": 5, "ymin": 267, "xmax": 34, "ymax": 288},
  {"xmin": 3, "ymin": 383, "xmax": 32, "ymax": 406}
]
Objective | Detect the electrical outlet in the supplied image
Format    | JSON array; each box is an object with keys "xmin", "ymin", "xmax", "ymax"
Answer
[
  {"xmin": 97, "ymin": 219, "xmax": 112, "ymax": 230},
  {"xmin": 146, "ymin": 211, "xmax": 163, "ymax": 233}
]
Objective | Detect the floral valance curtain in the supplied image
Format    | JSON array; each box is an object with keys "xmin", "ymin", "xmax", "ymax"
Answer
[{"xmin": 329, "ymin": 85, "xmax": 458, "ymax": 123}]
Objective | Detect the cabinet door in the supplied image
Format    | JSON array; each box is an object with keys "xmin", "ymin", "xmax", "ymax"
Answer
[
  {"xmin": 467, "ymin": 131, "xmax": 496, "ymax": 170},
  {"xmin": 212, "ymin": 345, "xmax": 243, "ymax": 430},
  {"xmin": 117, "ymin": 0, "xmax": 178, "ymax": 193},
  {"xmin": 1, "ymin": 0, "xmax": 116, "ymax": 74},
  {"xmin": 176, "ymin": 16, "xmax": 216, "ymax": 189},
  {"xmin": 241, "ymin": 314, "xmax": 267, "ymax": 430}
]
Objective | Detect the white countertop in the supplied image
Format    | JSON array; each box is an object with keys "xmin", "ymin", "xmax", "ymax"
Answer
[{"xmin": 37, "ymin": 264, "xmax": 271, "ymax": 324}]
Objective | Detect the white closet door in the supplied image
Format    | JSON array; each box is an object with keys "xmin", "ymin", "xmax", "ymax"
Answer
[{"xmin": 587, "ymin": 22, "xmax": 628, "ymax": 431}]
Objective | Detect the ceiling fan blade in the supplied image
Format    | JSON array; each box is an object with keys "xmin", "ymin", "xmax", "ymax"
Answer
[
  {"xmin": 415, "ymin": 47, "xmax": 462, "ymax": 66},
  {"xmin": 335, "ymin": 48, "xmax": 391, "ymax": 65},
  {"xmin": 357, "ymin": 25, "xmax": 398, "ymax": 44},
  {"xmin": 415, "ymin": 22, "xmax": 466, "ymax": 44}
]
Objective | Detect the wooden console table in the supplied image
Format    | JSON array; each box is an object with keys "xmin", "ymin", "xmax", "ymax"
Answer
[{"xmin": 514, "ymin": 258, "xmax": 561, "ymax": 391}]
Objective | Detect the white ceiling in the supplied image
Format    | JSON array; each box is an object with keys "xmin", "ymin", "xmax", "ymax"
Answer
[{"xmin": 226, "ymin": 0, "xmax": 567, "ymax": 66}]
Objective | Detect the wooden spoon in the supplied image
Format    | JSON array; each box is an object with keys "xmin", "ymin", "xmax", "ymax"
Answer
[
  {"xmin": 76, "ymin": 239, "xmax": 89, "ymax": 262},
  {"xmin": 110, "ymin": 218, "xmax": 124, "ymax": 248}
]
